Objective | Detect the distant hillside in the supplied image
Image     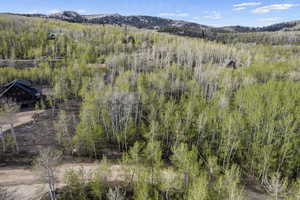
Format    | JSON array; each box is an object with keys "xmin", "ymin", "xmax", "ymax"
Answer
[
  {"xmin": 259, "ymin": 20, "xmax": 300, "ymax": 31},
  {"xmin": 219, "ymin": 21, "xmax": 300, "ymax": 33},
  {"xmin": 20, "ymin": 11, "xmax": 300, "ymax": 39}
]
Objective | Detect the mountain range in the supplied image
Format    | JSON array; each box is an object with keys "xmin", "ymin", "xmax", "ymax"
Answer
[{"xmin": 20, "ymin": 11, "xmax": 300, "ymax": 37}]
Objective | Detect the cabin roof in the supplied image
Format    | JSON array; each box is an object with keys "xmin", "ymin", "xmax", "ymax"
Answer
[{"xmin": 0, "ymin": 80, "xmax": 40, "ymax": 99}]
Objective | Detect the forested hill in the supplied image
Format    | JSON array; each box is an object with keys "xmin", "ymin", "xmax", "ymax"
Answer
[
  {"xmin": 1, "ymin": 12, "xmax": 300, "ymax": 200},
  {"xmin": 223, "ymin": 20, "xmax": 300, "ymax": 32},
  {"xmin": 21, "ymin": 11, "xmax": 212, "ymax": 30},
  {"xmin": 19, "ymin": 11, "xmax": 300, "ymax": 38}
]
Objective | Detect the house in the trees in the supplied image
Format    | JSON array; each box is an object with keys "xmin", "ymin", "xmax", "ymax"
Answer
[
  {"xmin": 0, "ymin": 80, "xmax": 42, "ymax": 106},
  {"xmin": 48, "ymin": 32, "xmax": 57, "ymax": 40}
]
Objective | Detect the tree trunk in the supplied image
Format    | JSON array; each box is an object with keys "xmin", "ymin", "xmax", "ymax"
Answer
[
  {"xmin": 47, "ymin": 168, "xmax": 56, "ymax": 200},
  {"xmin": 0, "ymin": 127, "xmax": 5, "ymax": 152},
  {"xmin": 10, "ymin": 124, "xmax": 19, "ymax": 153}
]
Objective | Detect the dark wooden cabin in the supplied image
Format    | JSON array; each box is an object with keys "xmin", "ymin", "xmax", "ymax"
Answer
[{"xmin": 0, "ymin": 80, "xmax": 42, "ymax": 106}]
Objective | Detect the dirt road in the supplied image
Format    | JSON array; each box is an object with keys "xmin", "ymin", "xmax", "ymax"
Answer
[
  {"xmin": 0, "ymin": 162, "xmax": 126, "ymax": 200},
  {"xmin": 0, "ymin": 163, "xmax": 269, "ymax": 200},
  {"xmin": 1, "ymin": 110, "xmax": 45, "ymax": 132}
]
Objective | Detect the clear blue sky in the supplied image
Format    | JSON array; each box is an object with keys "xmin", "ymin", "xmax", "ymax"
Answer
[{"xmin": 1, "ymin": 0, "xmax": 300, "ymax": 27}]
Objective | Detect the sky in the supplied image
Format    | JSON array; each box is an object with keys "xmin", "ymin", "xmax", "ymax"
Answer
[{"xmin": 1, "ymin": 0, "xmax": 300, "ymax": 27}]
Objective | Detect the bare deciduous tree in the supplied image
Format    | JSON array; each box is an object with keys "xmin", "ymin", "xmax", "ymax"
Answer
[
  {"xmin": 0, "ymin": 104, "xmax": 20, "ymax": 153},
  {"xmin": 0, "ymin": 126, "xmax": 5, "ymax": 152},
  {"xmin": 34, "ymin": 147, "xmax": 62, "ymax": 200},
  {"xmin": 107, "ymin": 186, "xmax": 126, "ymax": 200},
  {"xmin": 263, "ymin": 173, "xmax": 287, "ymax": 200},
  {"xmin": 0, "ymin": 186, "xmax": 14, "ymax": 200},
  {"xmin": 54, "ymin": 109, "xmax": 70, "ymax": 148}
]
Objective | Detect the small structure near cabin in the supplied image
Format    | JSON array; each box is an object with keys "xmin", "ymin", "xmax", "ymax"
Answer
[
  {"xmin": 122, "ymin": 35, "xmax": 135, "ymax": 45},
  {"xmin": 0, "ymin": 80, "xmax": 42, "ymax": 106},
  {"xmin": 48, "ymin": 33, "xmax": 57, "ymax": 40},
  {"xmin": 225, "ymin": 59, "xmax": 237, "ymax": 70}
]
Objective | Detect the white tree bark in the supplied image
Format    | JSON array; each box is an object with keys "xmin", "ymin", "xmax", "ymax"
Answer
[
  {"xmin": 10, "ymin": 123, "xmax": 19, "ymax": 153},
  {"xmin": 0, "ymin": 127, "xmax": 5, "ymax": 152}
]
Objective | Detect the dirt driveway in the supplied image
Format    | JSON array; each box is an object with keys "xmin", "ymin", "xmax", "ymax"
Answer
[
  {"xmin": 0, "ymin": 162, "xmax": 125, "ymax": 200},
  {"xmin": 1, "ymin": 110, "xmax": 45, "ymax": 132},
  {"xmin": 0, "ymin": 162, "xmax": 269, "ymax": 200}
]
